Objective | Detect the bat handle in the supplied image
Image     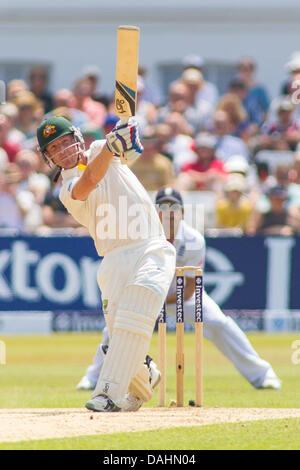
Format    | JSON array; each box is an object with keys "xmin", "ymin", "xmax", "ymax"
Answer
[
  {"xmin": 118, "ymin": 116, "xmax": 130, "ymax": 164},
  {"xmin": 119, "ymin": 116, "xmax": 129, "ymax": 126}
]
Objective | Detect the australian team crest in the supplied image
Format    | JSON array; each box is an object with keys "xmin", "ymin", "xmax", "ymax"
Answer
[{"xmin": 43, "ymin": 125, "xmax": 56, "ymax": 138}]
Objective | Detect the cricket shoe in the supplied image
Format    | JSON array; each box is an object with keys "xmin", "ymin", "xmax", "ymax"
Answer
[
  {"xmin": 259, "ymin": 370, "xmax": 282, "ymax": 390},
  {"xmin": 76, "ymin": 376, "xmax": 97, "ymax": 391},
  {"xmin": 259, "ymin": 377, "xmax": 282, "ymax": 390},
  {"xmin": 122, "ymin": 356, "xmax": 161, "ymax": 412},
  {"xmin": 85, "ymin": 395, "xmax": 121, "ymax": 412}
]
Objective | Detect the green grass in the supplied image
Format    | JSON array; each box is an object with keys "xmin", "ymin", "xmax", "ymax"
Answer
[
  {"xmin": 1, "ymin": 332, "xmax": 298, "ymax": 408},
  {"xmin": 0, "ymin": 418, "xmax": 299, "ymax": 450},
  {"xmin": 0, "ymin": 331, "xmax": 299, "ymax": 449}
]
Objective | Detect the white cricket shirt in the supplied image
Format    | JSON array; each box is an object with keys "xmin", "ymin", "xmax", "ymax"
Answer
[{"xmin": 60, "ymin": 140, "xmax": 165, "ymax": 256}]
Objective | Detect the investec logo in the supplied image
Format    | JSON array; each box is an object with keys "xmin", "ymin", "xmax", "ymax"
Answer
[
  {"xmin": 176, "ymin": 277, "xmax": 184, "ymax": 322},
  {"xmin": 195, "ymin": 276, "xmax": 202, "ymax": 322}
]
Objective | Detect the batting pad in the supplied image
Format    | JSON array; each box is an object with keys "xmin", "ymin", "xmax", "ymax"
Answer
[
  {"xmin": 92, "ymin": 285, "xmax": 162, "ymax": 405},
  {"xmin": 128, "ymin": 363, "xmax": 154, "ymax": 402}
]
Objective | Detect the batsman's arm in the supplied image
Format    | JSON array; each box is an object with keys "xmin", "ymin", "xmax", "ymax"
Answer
[
  {"xmin": 72, "ymin": 144, "xmax": 113, "ymax": 201},
  {"xmin": 72, "ymin": 120, "xmax": 142, "ymax": 201}
]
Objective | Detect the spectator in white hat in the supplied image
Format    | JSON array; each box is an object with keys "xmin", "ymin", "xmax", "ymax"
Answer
[
  {"xmin": 280, "ymin": 51, "xmax": 300, "ymax": 95},
  {"xmin": 216, "ymin": 173, "xmax": 253, "ymax": 233},
  {"xmin": 182, "ymin": 54, "xmax": 219, "ymax": 107},
  {"xmin": 180, "ymin": 68, "xmax": 214, "ymax": 130}
]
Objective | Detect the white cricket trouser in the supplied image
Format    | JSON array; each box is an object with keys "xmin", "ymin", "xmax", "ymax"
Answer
[{"xmin": 91, "ymin": 238, "xmax": 176, "ymax": 403}]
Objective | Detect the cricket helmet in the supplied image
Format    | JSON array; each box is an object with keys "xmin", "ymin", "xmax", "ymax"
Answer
[
  {"xmin": 37, "ymin": 116, "xmax": 85, "ymax": 168},
  {"xmin": 155, "ymin": 187, "xmax": 183, "ymax": 206}
]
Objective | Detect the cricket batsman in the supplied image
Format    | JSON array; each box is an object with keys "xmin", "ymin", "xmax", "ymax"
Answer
[
  {"xmin": 36, "ymin": 116, "xmax": 176, "ymax": 412},
  {"xmin": 77, "ymin": 188, "xmax": 281, "ymax": 403}
]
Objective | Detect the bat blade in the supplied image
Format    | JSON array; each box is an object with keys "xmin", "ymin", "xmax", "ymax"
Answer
[{"xmin": 115, "ymin": 25, "xmax": 140, "ymax": 119}]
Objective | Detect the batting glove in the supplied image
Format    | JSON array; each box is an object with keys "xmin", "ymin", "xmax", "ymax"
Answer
[{"xmin": 106, "ymin": 119, "xmax": 143, "ymax": 160}]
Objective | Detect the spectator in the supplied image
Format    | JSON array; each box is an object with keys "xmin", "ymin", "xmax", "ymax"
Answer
[
  {"xmin": 129, "ymin": 127, "xmax": 174, "ymax": 191},
  {"xmin": 13, "ymin": 91, "xmax": 43, "ymax": 145},
  {"xmin": 157, "ymin": 81, "xmax": 208, "ymax": 134},
  {"xmin": 182, "ymin": 54, "xmax": 219, "ymax": 107},
  {"xmin": 13, "ymin": 149, "xmax": 50, "ymax": 232},
  {"xmin": 288, "ymin": 152, "xmax": 300, "ymax": 207},
  {"xmin": 15, "ymin": 149, "xmax": 50, "ymax": 197},
  {"xmin": 176, "ymin": 132, "xmax": 227, "ymax": 191},
  {"xmin": 135, "ymin": 75, "xmax": 158, "ymax": 136},
  {"xmin": 163, "ymin": 112, "xmax": 196, "ymax": 174},
  {"xmin": 224, "ymin": 153, "xmax": 258, "ymax": 190},
  {"xmin": 47, "ymin": 106, "xmax": 73, "ymax": 124},
  {"xmin": 228, "ymin": 76, "xmax": 248, "ymax": 103},
  {"xmin": 253, "ymin": 164, "xmax": 292, "ymax": 214},
  {"xmin": 267, "ymin": 72, "xmax": 300, "ymax": 126},
  {"xmin": 217, "ymin": 92, "xmax": 250, "ymax": 140},
  {"xmin": 180, "ymin": 68, "xmax": 214, "ymax": 129},
  {"xmin": 236, "ymin": 57, "xmax": 270, "ymax": 126},
  {"xmin": 248, "ymin": 185, "xmax": 300, "ymax": 236},
  {"xmin": 52, "ymin": 89, "xmax": 90, "ymax": 128},
  {"xmin": 0, "ymin": 103, "xmax": 25, "ymax": 145},
  {"xmin": 281, "ymin": 51, "xmax": 300, "ymax": 95},
  {"xmin": 81, "ymin": 65, "xmax": 111, "ymax": 108},
  {"xmin": 157, "ymin": 81, "xmax": 190, "ymax": 117},
  {"xmin": 260, "ymin": 97, "xmax": 300, "ymax": 151},
  {"xmin": 216, "ymin": 173, "xmax": 253, "ymax": 232},
  {"xmin": 29, "ymin": 66, "xmax": 53, "ymax": 113},
  {"xmin": 274, "ymin": 164, "xmax": 292, "ymax": 190},
  {"xmin": 72, "ymin": 78, "xmax": 106, "ymax": 128},
  {"xmin": 42, "ymin": 180, "xmax": 81, "ymax": 231},
  {"xmin": 0, "ymin": 114, "xmax": 22, "ymax": 162},
  {"xmin": 81, "ymin": 124, "xmax": 103, "ymax": 150},
  {"xmin": 138, "ymin": 64, "xmax": 162, "ymax": 106},
  {"xmin": 7, "ymin": 79, "xmax": 28, "ymax": 102},
  {"xmin": 0, "ymin": 148, "xmax": 9, "ymax": 171},
  {"xmin": 213, "ymin": 110, "xmax": 249, "ymax": 162},
  {"xmin": 0, "ymin": 163, "xmax": 24, "ymax": 231},
  {"xmin": 154, "ymin": 123, "xmax": 174, "ymax": 160}
]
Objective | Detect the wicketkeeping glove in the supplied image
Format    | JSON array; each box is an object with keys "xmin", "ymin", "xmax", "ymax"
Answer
[{"xmin": 106, "ymin": 119, "xmax": 143, "ymax": 163}]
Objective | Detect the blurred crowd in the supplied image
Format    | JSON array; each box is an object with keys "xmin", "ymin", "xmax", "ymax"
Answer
[{"xmin": 2, "ymin": 52, "xmax": 300, "ymax": 236}]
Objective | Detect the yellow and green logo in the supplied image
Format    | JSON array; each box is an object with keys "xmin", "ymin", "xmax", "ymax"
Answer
[{"xmin": 43, "ymin": 125, "xmax": 56, "ymax": 138}]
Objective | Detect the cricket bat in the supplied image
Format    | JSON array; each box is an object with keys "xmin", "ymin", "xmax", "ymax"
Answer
[{"xmin": 114, "ymin": 25, "xmax": 140, "ymax": 163}]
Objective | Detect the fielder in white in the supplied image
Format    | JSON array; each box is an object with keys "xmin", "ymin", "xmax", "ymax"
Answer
[
  {"xmin": 36, "ymin": 116, "xmax": 176, "ymax": 412},
  {"xmin": 77, "ymin": 187, "xmax": 281, "ymax": 398}
]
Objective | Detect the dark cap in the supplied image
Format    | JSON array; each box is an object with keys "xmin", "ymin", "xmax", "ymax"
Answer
[
  {"xmin": 266, "ymin": 185, "xmax": 288, "ymax": 199},
  {"xmin": 155, "ymin": 187, "xmax": 183, "ymax": 206}
]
